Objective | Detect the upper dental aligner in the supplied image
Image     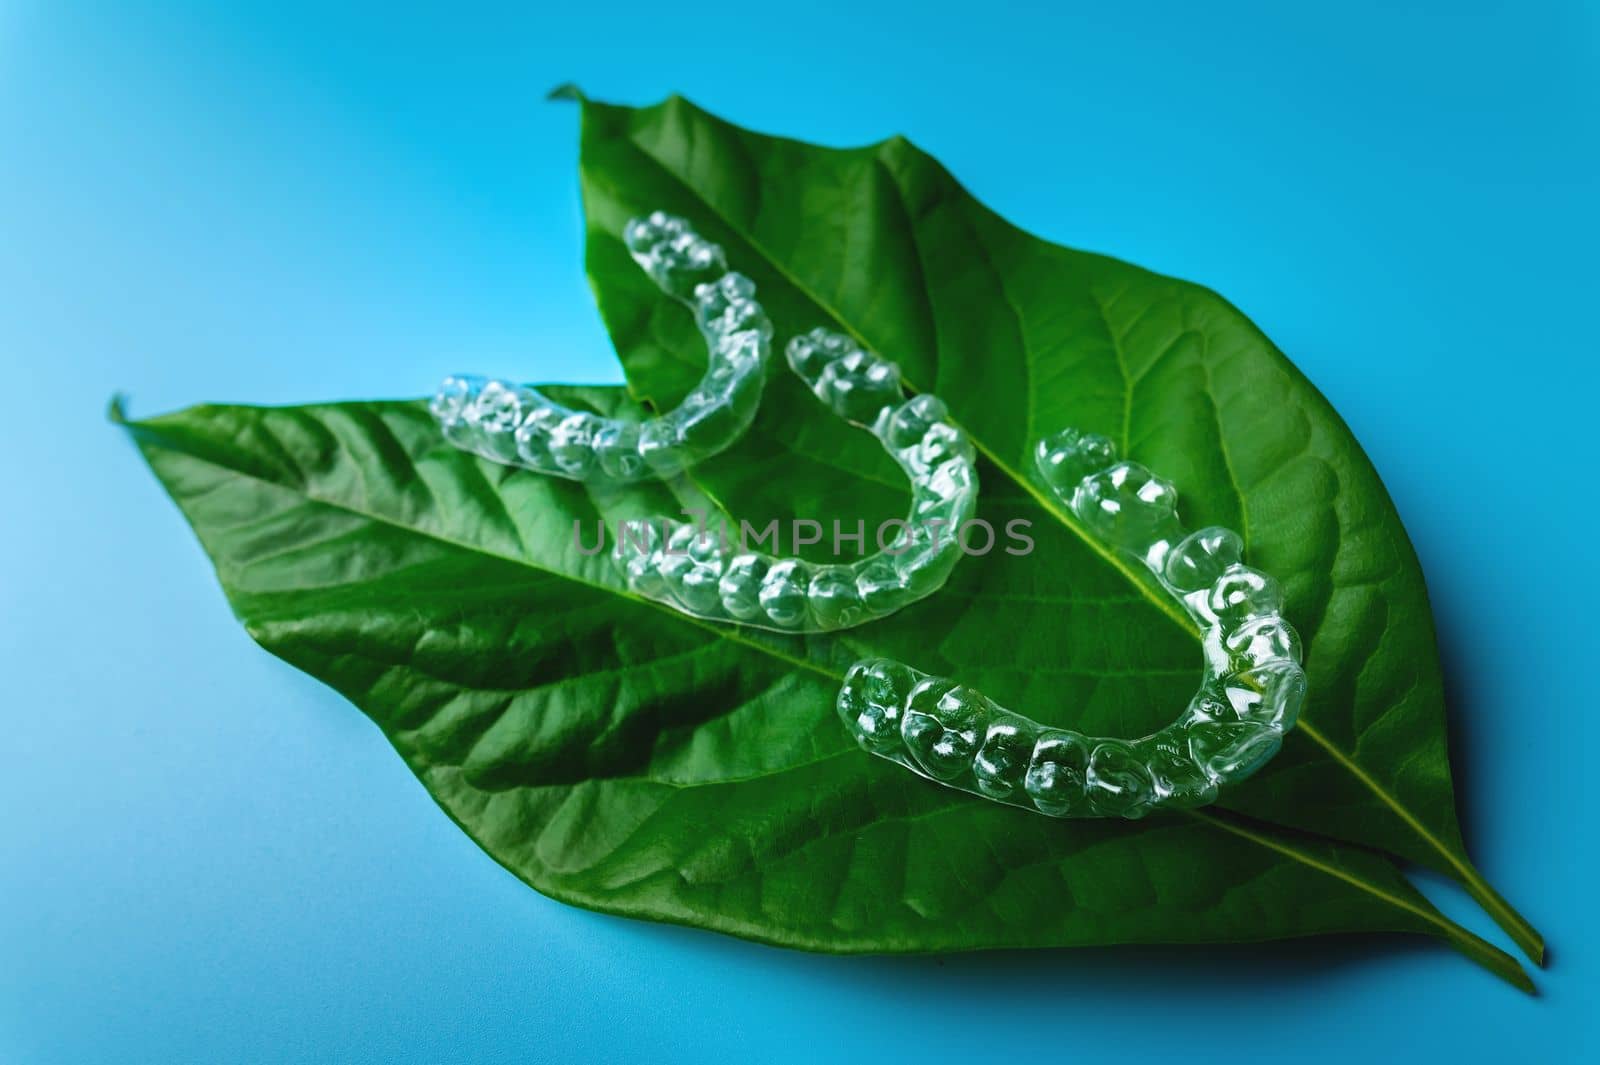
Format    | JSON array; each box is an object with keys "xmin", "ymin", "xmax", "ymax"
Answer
[
  {"xmin": 614, "ymin": 327, "xmax": 979, "ymax": 633},
  {"xmin": 835, "ymin": 428, "xmax": 1306, "ymax": 818},
  {"xmin": 429, "ymin": 211, "xmax": 772, "ymax": 483}
]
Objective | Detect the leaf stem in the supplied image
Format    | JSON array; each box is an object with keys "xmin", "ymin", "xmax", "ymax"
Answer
[
  {"xmin": 1191, "ymin": 812, "xmax": 1534, "ymax": 993},
  {"xmin": 1407, "ymin": 909, "xmax": 1535, "ymax": 993},
  {"xmin": 1295, "ymin": 720, "xmax": 1544, "ymax": 965},
  {"xmin": 1452, "ymin": 863, "xmax": 1545, "ymax": 968}
]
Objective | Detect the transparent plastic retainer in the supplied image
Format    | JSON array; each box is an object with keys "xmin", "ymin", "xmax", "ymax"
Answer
[
  {"xmin": 615, "ymin": 325, "xmax": 977, "ymax": 632},
  {"xmin": 836, "ymin": 428, "xmax": 1305, "ymax": 818},
  {"xmin": 430, "ymin": 212, "xmax": 773, "ymax": 483},
  {"xmin": 430, "ymin": 210, "xmax": 979, "ymax": 633}
]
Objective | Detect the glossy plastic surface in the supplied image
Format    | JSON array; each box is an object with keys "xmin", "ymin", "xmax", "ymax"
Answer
[
  {"xmin": 430, "ymin": 211, "xmax": 772, "ymax": 482},
  {"xmin": 836, "ymin": 427, "xmax": 1305, "ymax": 817},
  {"xmin": 616, "ymin": 327, "xmax": 979, "ymax": 632}
]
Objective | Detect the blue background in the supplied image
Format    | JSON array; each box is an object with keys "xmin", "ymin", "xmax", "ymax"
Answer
[{"xmin": 2, "ymin": 1, "xmax": 1595, "ymax": 1060}]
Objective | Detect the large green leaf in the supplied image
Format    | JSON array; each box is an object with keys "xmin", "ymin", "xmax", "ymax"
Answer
[
  {"xmin": 572, "ymin": 93, "xmax": 1540, "ymax": 961},
  {"xmin": 120, "ymin": 392, "xmax": 1527, "ymax": 988},
  {"xmin": 118, "ymin": 92, "xmax": 1543, "ymax": 988}
]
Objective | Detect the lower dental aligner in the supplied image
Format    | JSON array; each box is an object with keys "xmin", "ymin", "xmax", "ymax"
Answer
[
  {"xmin": 429, "ymin": 212, "xmax": 772, "ymax": 483},
  {"xmin": 615, "ymin": 328, "xmax": 979, "ymax": 632},
  {"xmin": 836, "ymin": 428, "xmax": 1305, "ymax": 818}
]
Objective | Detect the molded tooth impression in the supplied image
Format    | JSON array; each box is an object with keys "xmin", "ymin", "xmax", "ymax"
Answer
[
  {"xmin": 435, "ymin": 210, "xmax": 979, "ymax": 633},
  {"xmin": 611, "ymin": 326, "xmax": 978, "ymax": 632},
  {"xmin": 836, "ymin": 427, "xmax": 1305, "ymax": 818},
  {"xmin": 430, "ymin": 212, "xmax": 771, "ymax": 483}
]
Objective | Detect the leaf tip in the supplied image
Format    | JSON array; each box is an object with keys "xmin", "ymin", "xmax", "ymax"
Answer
[
  {"xmin": 108, "ymin": 392, "xmax": 131, "ymax": 425},
  {"xmin": 876, "ymin": 131, "xmax": 916, "ymax": 155},
  {"xmin": 547, "ymin": 82, "xmax": 586, "ymax": 103}
]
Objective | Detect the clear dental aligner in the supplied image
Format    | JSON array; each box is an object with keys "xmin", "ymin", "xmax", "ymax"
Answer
[
  {"xmin": 835, "ymin": 428, "xmax": 1305, "ymax": 818},
  {"xmin": 429, "ymin": 211, "xmax": 772, "ymax": 483},
  {"xmin": 615, "ymin": 328, "xmax": 979, "ymax": 632}
]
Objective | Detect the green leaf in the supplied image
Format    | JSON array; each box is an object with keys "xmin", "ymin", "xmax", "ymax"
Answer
[
  {"xmin": 120, "ymin": 393, "xmax": 1528, "ymax": 989},
  {"xmin": 571, "ymin": 94, "xmax": 1540, "ymax": 963},
  {"xmin": 118, "ymin": 93, "xmax": 1544, "ymax": 989}
]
